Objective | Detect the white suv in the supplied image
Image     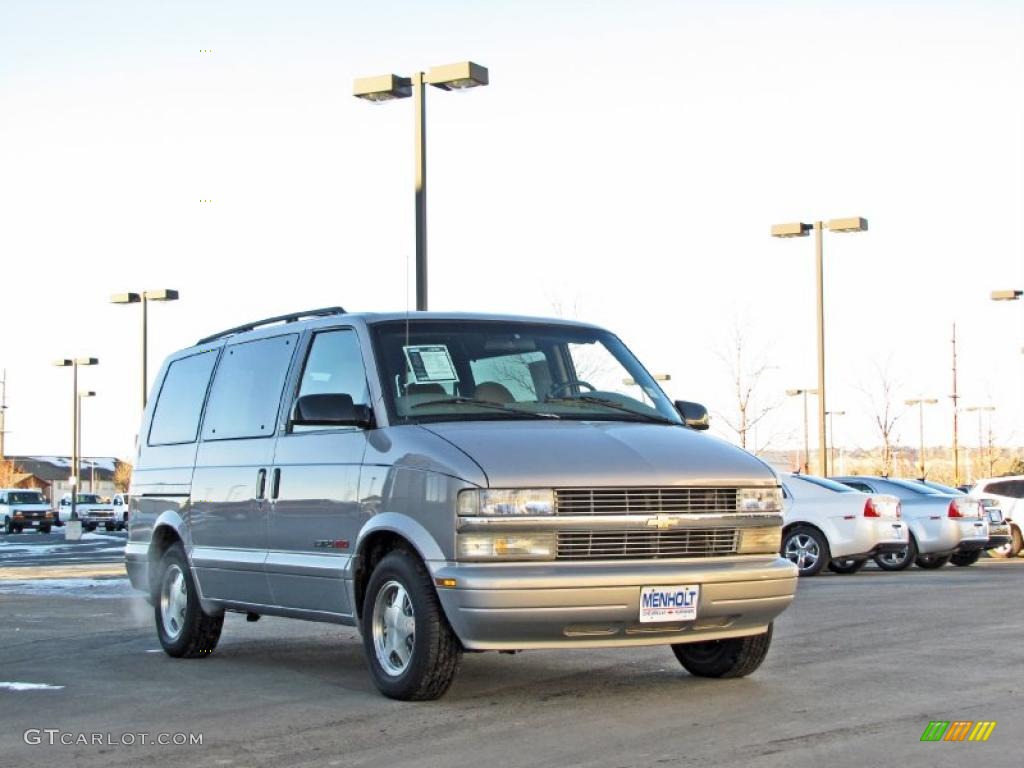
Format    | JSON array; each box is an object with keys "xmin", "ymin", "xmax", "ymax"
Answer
[{"xmin": 971, "ymin": 476, "xmax": 1023, "ymax": 558}]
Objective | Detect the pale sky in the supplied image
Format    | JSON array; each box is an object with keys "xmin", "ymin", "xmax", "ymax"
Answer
[{"xmin": 1, "ymin": 0, "xmax": 1021, "ymax": 462}]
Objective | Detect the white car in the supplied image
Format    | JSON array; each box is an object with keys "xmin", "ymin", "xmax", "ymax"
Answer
[
  {"xmin": 57, "ymin": 492, "xmax": 117, "ymax": 531},
  {"xmin": 779, "ymin": 474, "xmax": 907, "ymax": 576},
  {"xmin": 970, "ymin": 475, "xmax": 1023, "ymax": 558},
  {"xmin": 0, "ymin": 489, "xmax": 56, "ymax": 534},
  {"xmin": 833, "ymin": 477, "xmax": 988, "ymax": 570}
]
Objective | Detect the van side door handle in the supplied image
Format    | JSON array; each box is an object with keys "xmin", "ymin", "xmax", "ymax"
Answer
[
  {"xmin": 256, "ymin": 469, "xmax": 267, "ymax": 500},
  {"xmin": 271, "ymin": 468, "xmax": 281, "ymax": 500}
]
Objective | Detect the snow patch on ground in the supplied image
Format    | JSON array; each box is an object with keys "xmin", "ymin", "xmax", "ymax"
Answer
[
  {"xmin": 0, "ymin": 578, "xmax": 131, "ymax": 598},
  {"xmin": 0, "ymin": 682, "xmax": 65, "ymax": 691}
]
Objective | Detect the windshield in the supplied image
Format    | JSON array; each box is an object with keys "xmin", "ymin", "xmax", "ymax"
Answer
[
  {"xmin": 370, "ymin": 320, "xmax": 683, "ymax": 425},
  {"xmin": 77, "ymin": 494, "xmax": 102, "ymax": 504},
  {"xmin": 792, "ymin": 475, "xmax": 856, "ymax": 493},
  {"xmin": 9, "ymin": 491, "xmax": 45, "ymax": 504}
]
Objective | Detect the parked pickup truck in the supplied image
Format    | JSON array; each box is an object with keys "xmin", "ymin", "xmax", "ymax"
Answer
[
  {"xmin": 1, "ymin": 489, "xmax": 55, "ymax": 533},
  {"xmin": 57, "ymin": 493, "xmax": 117, "ymax": 532}
]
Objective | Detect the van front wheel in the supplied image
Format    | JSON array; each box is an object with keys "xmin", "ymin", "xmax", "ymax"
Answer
[
  {"xmin": 361, "ymin": 550, "xmax": 462, "ymax": 701},
  {"xmin": 155, "ymin": 543, "xmax": 223, "ymax": 658},
  {"xmin": 672, "ymin": 624, "xmax": 773, "ymax": 679}
]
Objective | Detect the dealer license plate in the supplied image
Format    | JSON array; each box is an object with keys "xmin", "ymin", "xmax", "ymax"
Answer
[{"xmin": 639, "ymin": 585, "xmax": 700, "ymax": 623}]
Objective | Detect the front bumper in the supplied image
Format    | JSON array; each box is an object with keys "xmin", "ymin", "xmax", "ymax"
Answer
[
  {"xmin": 10, "ymin": 514, "xmax": 54, "ymax": 528},
  {"xmin": 432, "ymin": 555, "xmax": 797, "ymax": 650}
]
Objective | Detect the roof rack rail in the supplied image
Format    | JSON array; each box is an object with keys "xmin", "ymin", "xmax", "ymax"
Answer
[{"xmin": 196, "ymin": 306, "xmax": 347, "ymax": 345}]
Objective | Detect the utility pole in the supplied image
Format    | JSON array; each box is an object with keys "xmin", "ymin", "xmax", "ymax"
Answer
[{"xmin": 951, "ymin": 324, "xmax": 960, "ymax": 485}]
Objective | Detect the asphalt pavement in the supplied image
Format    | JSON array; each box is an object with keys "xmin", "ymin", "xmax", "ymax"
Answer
[{"xmin": 0, "ymin": 539, "xmax": 1021, "ymax": 768}]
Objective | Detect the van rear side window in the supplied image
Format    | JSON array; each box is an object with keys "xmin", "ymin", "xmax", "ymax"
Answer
[
  {"xmin": 202, "ymin": 334, "xmax": 297, "ymax": 440},
  {"xmin": 149, "ymin": 350, "xmax": 219, "ymax": 445}
]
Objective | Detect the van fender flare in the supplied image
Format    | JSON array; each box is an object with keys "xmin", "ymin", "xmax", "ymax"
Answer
[{"xmin": 354, "ymin": 512, "xmax": 446, "ymax": 567}]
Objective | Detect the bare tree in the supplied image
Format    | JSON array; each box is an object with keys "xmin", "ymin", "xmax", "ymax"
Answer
[
  {"xmin": 0, "ymin": 458, "xmax": 20, "ymax": 487},
  {"xmin": 860, "ymin": 361, "xmax": 903, "ymax": 476},
  {"xmin": 113, "ymin": 460, "xmax": 133, "ymax": 493},
  {"xmin": 715, "ymin": 324, "xmax": 780, "ymax": 453}
]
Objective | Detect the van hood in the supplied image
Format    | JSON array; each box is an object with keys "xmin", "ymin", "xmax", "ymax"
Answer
[{"xmin": 422, "ymin": 420, "xmax": 776, "ymax": 488}]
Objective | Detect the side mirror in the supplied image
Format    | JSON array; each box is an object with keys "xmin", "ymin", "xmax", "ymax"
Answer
[
  {"xmin": 291, "ymin": 393, "xmax": 373, "ymax": 430},
  {"xmin": 674, "ymin": 400, "xmax": 710, "ymax": 430}
]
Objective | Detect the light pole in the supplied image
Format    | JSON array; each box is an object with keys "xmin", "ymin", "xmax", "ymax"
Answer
[
  {"xmin": 53, "ymin": 358, "xmax": 98, "ymax": 521},
  {"xmin": 786, "ymin": 388, "xmax": 818, "ymax": 474},
  {"xmin": 905, "ymin": 398, "xmax": 938, "ymax": 479},
  {"xmin": 111, "ymin": 290, "xmax": 179, "ymax": 410},
  {"xmin": 825, "ymin": 409, "xmax": 846, "ymax": 474},
  {"xmin": 77, "ymin": 391, "xmax": 95, "ymax": 491},
  {"xmin": 963, "ymin": 405, "xmax": 995, "ymax": 482},
  {"xmin": 0, "ymin": 368, "xmax": 7, "ymax": 462},
  {"xmin": 772, "ymin": 217, "xmax": 868, "ymax": 477},
  {"xmin": 354, "ymin": 61, "xmax": 489, "ymax": 311}
]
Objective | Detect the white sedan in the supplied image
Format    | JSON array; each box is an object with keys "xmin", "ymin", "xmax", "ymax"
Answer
[{"xmin": 780, "ymin": 473, "xmax": 908, "ymax": 576}]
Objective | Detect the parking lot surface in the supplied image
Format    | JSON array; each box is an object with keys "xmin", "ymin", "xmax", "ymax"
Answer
[{"xmin": 1, "ymin": 544, "xmax": 1021, "ymax": 768}]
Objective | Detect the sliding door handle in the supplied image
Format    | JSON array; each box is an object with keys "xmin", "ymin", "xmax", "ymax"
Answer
[
  {"xmin": 271, "ymin": 468, "xmax": 281, "ymax": 500},
  {"xmin": 256, "ymin": 469, "xmax": 267, "ymax": 500}
]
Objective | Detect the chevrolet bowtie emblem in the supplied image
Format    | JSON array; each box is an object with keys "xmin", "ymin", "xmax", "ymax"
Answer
[{"xmin": 646, "ymin": 514, "xmax": 679, "ymax": 530}]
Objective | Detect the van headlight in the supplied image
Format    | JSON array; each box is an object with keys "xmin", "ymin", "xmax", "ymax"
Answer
[
  {"xmin": 736, "ymin": 487, "xmax": 783, "ymax": 513},
  {"xmin": 457, "ymin": 489, "xmax": 555, "ymax": 517},
  {"xmin": 457, "ymin": 533, "xmax": 557, "ymax": 561}
]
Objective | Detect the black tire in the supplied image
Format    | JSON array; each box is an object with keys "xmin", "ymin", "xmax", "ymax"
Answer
[
  {"xmin": 827, "ymin": 558, "xmax": 867, "ymax": 574},
  {"xmin": 39, "ymin": 525, "xmax": 51, "ymax": 534},
  {"xmin": 781, "ymin": 526, "xmax": 830, "ymax": 577},
  {"xmin": 84, "ymin": 523, "xmax": 97, "ymax": 532},
  {"xmin": 672, "ymin": 624, "xmax": 774, "ymax": 679},
  {"xmin": 154, "ymin": 543, "xmax": 223, "ymax": 658},
  {"xmin": 3, "ymin": 518, "xmax": 14, "ymax": 534},
  {"xmin": 950, "ymin": 550, "xmax": 981, "ymax": 567},
  {"xmin": 104, "ymin": 523, "xmax": 115, "ymax": 532},
  {"xmin": 989, "ymin": 526, "xmax": 1023, "ymax": 559},
  {"xmin": 360, "ymin": 550, "xmax": 462, "ymax": 701},
  {"xmin": 914, "ymin": 553, "xmax": 950, "ymax": 569},
  {"xmin": 874, "ymin": 535, "xmax": 917, "ymax": 571}
]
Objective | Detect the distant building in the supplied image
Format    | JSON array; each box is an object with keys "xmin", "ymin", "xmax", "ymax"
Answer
[{"xmin": 3, "ymin": 456, "xmax": 119, "ymax": 502}]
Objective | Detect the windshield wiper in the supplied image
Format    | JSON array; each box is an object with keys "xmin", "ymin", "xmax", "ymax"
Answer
[
  {"xmin": 544, "ymin": 395, "xmax": 677, "ymax": 425},
  {"xmin": 410, "ymin": 397, "xmax": 559, "ymax": 419}
]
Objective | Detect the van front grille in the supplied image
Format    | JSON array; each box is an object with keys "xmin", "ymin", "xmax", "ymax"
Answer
[
  {"xmin": 556, "ymin": 528, "xmax": 739, "ymax": 560},
  {"xmin": 555, "ymin": 488, "xmax": 737, "ymax": 516}
]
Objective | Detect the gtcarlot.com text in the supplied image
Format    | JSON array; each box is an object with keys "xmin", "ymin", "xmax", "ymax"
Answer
[{"xmin": 24, "ymin": 729, "xmax": 203, "ymax": 747}]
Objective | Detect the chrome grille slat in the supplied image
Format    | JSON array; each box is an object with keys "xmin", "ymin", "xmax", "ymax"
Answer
[
  {"xmin": 556, "ymin": 528, "xmax": 739, "ymax": 560},
  {"xmin": 555, "ymin": 487, "xmax": 737, "ymax": 516}
]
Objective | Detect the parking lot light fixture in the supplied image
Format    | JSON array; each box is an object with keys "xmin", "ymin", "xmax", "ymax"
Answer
[
  {"xmin": 990, "ymin": 289, "xmax": 1022, "ymax": 301},
  {"xmin": 111, "ymin": 289, "xmax": 179, "ymax": 410},
  {"xmin": 353, "ymin": 74, "xmax": 412, "ymax": 102},
  {"xmin": 354, "ymin": 61, "xmax": 489, "ymax": 312},
  {"xmin": 905, "ymin": 398, "xmax": 939, "ymax": 480},
  {"xmin": 53, "ymin": 357, "xmax": 98, "ymax": 522},
  {"xmin": 786, "ymin": 388, "xmax": 819, "ymax": 474},
  {"xmin": 773, "ymin": 215, "xmax": 868, "ymax": 477}
]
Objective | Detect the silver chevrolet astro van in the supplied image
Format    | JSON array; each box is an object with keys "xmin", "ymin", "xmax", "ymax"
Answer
[{"xmin": 126, "ymin": 307, "xmax": 797, "ymax": 700}]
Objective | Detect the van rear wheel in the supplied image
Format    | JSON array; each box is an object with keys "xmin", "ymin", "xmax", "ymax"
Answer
[
  {"xmin": 360, "ymin": 550, "xmax": 462, "ymax": 701},
  {"xmin": 672, "ymin": 624, "xmax": 773, "ymax": 678},
  {"xmin": 155, "ymin": 543, "xmax": 223, "ymax": 658}
]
